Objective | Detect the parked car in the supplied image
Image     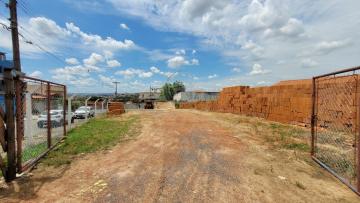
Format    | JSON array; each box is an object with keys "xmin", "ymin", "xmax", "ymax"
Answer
[
  {"xmin": 37, "ymin": 110, "xmax": 64, "ymax": 128},
  {"xmin": 74, "ymin": 106, "xmax": 95, "ymax": 119}
]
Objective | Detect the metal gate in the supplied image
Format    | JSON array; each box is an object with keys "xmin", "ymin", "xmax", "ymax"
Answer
[
  {"xmin": 0, "ymin": 74, "xmax": 67, "ymax": 181},
  {"xmin": 312, "ymin": 67, "xmax": 360, "ymax": 195},
  {"xmin": 19, "ymin": 76, "xmax": 67, "ymax": 171}
]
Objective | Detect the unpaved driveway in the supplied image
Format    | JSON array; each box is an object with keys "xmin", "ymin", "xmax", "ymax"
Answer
[{"xmin": 1, "ymin": 110, "xmax": 359, "ymax": 202}]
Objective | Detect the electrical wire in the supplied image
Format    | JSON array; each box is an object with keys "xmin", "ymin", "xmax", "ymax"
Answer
[{"xmin": 17, "ymin": 25, "xmax": 67, "ymax": 65}]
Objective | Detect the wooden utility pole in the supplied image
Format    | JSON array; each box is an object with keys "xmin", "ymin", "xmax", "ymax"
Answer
[
  {"xmin": 9, "ymin": 0, "xmax": 21, "ymax": 72},
  {"xmin": 8, "ymin": 0, "xmax": 24, "ymax": 177}
]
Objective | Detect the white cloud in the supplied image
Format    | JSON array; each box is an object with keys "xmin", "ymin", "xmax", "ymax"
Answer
[
  {"xmin": 238, "ymin": 0, "xmax": 287, "ymax": 32},
  {"xmin": 107, "ymin": 60, "xmax": 121, "ymax": 68},
  {"xmin": 242, "ymin": 40, "xmax": 264, "ymax": 58},
  {"xmin": 99, "ymin": 74, "xmax": 116, "ymax": 87},
  {"xmin": 167, "ymin": 56, "xmax": 199, "ymax": 68},
  {"xmin": 232, "ymin": 67, "xmax": 241, "ymax": 73},
  {"xmin": 0, "ymin": 16, "xmax": 137, "ymax": 61},
  {"xmin": 257, "ymin": 81, "xmax": 267, "ymax": 85},
  {"xmin": 120, "ymin": 23, "xmax": 130, "ymax": 30},
  {"xmin": 279, "ymin": 18, "xmax": 304, "ymax": 37},
  {"xmin": 28, "ymin": 17, "xmax": 71, "ymax": 39},
  {"xmin": 105, "ymin": 0, "xmax": 360, "ymax": 88},
  {"xmin": 103, "ymin": 50, "xmax": 114, "ymax": 59},
  {"xmin": 167, "ymin": 56, "xmax": 189, "ymax": 68},
  {"xmin": 150, "ymin": 66, "xmax": 161, "ymax": 73},
  {"xmin": 208, "ymin": 74, "xmax": 218, "ymax": 79},
  {"xmin": 192, "ymin": 50, "xmax": 196, "ymax": 54},
  {"xmin": 249, "ymin": 63, "xmax": 271, "ymax": 75},
  {"xmin": 65, "ymin": 57, "xmax": 80, "ymax": 65},
  {"xmin": 301, "ymin": 58, "xmax": 318, "ymax": 68},
  {"xmin": 28, "ymin": 70, "xmax": 43, "ymax": 78},
  {"xmin": 66, "ymin": 22, "xmax": 135, "ymax": 51},
  {"xmin": 115, "ymin": 68, "xmax": 153, "ymax": 78},
  {"xmin": 151, "ymin": 66, "xmax": 178, "ymax": 78},
  {"xmin": 315, "ymin": 39, "xmax": 351, "ymax": 55},
  {"xmin": 175, "ymin": 49, "xmax": 186, "ymax": 55},
  {"xmin": 191, "ymin": 59, "xmax": 199, "ymax": 65},
  {"xmin": 83, "ymin": 53, "xmax": 104, "ymax": 66}
]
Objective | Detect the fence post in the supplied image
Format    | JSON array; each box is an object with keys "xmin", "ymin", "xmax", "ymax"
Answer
[
  {"xmin": 63, "ymin": 86, "xmax": 67, "ymax": 137},
  {"xmin": 68, "ymin": 96, "xmax": 72, "ymax": 130},
  {"xmin": 94, "ymin": 99, "xmax": 100, "ymax": 116},
  {"xmin": 358, "ymin": 77, "xmax": 360, "ymax": 193},
  {"xmin": 101, "ymin": 100, "xmax": 104, "ymax": 113},
  {"xmin": 46, "ymin": 82, "xmax": 51, "ymax": 148},
  {"xmin": 85, "ymin": 96, "xmax": 91, "ymax": 120},
  {"xmin": 311, "ymin": 77, "xmax": 316, "ymax": 156},
  {"xmin": 4, "ymin": 69, "xmax": 16, "ymax": 181},
  {"xmin": 25, "ymin": 92, "xmax": 32, "ymax": 146}
]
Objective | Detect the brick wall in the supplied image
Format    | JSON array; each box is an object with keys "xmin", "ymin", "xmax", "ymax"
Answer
[
  {"xmin": 107, "ymin": 102, "xmax": 125, "ymax": 115},
  {"xmin": 180, "ymin": 79, "xmax": 313, "ymax": 126}
]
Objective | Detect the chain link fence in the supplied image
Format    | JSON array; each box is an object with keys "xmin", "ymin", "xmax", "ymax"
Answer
[
  {"xmin": 18, "ymin": 76, "xmax": 109, "ymax": 170},
  {"xmin": 312, "ymin": 70, "xmax": 360, "ymax": 194},
  {"xmin": 21, "ymin": 77, "xmax": 66, "ymax": 168}
]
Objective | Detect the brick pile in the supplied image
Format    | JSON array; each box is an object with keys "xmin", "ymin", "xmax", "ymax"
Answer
[
  {"xmin": 180, "ymin": 79, "xmax": 313, "ymax": 126},
  {"xmin": 107, "ymin": 102, "xmax": 125, "ymax": 115}
]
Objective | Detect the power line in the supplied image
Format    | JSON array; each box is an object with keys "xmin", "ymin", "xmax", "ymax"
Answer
[
  {"xmin": 17, "ymin": 26, "xmax": 67, "ymax": 65},
  {"xmin": 0, "ymin": 20, "xmax": 67, "ymax": 65}
]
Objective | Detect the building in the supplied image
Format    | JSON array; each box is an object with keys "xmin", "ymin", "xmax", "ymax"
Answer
[
  {"xmin": 173, "ymin": 91, "xmax": 219, "ymax": 102},
  {"xmin": 138, "ymin": 92, "xmax": 161, "ymax": 101}
]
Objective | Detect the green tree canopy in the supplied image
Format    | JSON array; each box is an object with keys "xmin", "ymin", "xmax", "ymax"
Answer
[{"xmin": 160, "ymin": 81, "xmax": 185, "ymax": 101}]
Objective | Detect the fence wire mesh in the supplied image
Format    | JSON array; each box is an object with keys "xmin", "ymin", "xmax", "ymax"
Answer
[
  {"xmin": 313, "ymin": 73, "xmax": 359, "ymax": 192},
  {"xmin": 22, "ymin": 78, "xmax": 48, "ymax": 164},
  {"xmin": 20, "ymin": 77, "xmax": 66, "ymax": 167},
  {"xmin": 50, "ymin": 83, "xmax": 66, "ymax": 146}
]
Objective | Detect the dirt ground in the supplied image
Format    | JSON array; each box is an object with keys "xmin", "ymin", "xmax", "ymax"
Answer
[{"xmin": 0, "ymin": 109, "xmax": 359, "ymax": 202}]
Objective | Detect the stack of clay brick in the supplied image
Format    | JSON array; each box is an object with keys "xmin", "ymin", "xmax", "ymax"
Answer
[
  {"xmin": 180, "ymin": 79, "xmax": 313, "ymax": 126},
  {"xmin": 107, "ymin": 102, "xmax": 125, "ymax": 115}
]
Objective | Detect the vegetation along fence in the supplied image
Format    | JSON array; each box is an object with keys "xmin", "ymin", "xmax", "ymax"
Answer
[{"xmin": 312, "ymin": 66, "xmax": 360, "ymax": 195}]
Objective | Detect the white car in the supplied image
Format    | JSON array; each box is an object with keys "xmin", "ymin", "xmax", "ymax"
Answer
[
  {"xmin": 74, "ymin": 106, "xmax": 95, "ymax": 119},
  {"xmin": 37, "ymin": 110, "xmax": 64, "ymax": 128}
]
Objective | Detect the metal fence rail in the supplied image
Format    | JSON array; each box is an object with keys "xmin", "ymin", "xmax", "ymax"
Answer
[{"xmin": 312, "ymin": 67, "xmax": 360, "ymax": 195}]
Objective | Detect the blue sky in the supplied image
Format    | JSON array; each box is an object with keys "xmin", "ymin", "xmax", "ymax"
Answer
[{"xmin": 0, "ymin": 0, "xmax": 359, "ymax": 93}]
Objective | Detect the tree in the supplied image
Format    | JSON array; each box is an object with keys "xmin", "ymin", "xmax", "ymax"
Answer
[
  {"xmin": 160, "ymin": 81, "xmax": 185, "ymax": 101},
  {"xmin": 172, "ymin": 81, "xmax": 186, "ymax": 93}
]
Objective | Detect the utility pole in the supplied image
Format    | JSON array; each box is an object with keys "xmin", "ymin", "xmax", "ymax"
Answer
[
  {"xmin": 113, "ymin": 82, "xmax": 120, "ymax": 96},
  {"xmin": 8, "ymin": 0, "xmax": 24, "ymax": 178},
  {"xmin": 9, "ymin": 0, "xmax": 21, "ymax": 72}
]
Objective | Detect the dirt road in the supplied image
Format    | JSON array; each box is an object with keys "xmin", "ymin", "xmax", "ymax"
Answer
[{"xmin": 1, "ymin": 110, "xmax": 359, "ymax": 202}]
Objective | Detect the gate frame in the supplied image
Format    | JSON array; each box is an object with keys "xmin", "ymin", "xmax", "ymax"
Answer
[
  {"xmin": 18, "ymin": 75, "xmax": 67, "ymax": 172},
  {"xmin": 311, "ymin": 66, "xmax": 360, "ymax": 195}
]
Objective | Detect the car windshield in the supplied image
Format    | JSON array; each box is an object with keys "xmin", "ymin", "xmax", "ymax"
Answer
[{"xmin": 78, "ymin": 107, "xmax": 88, "ymax": 111}]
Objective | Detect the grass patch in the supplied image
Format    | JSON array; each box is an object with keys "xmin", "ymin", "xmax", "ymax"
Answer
[
  {"xmin": 260, "ymin": 122, "xmax": 310, "ymax": 152},
  {"xmin": 42, "ymin": 115, "xmax": 140, "ymax": 167},
  {"xmin": 283, "ymin": 143, "xmax": 310, "ymax": 152},
  {"xmin": 22, "ymin": 142, "xmax": 48, "ymax": 163}
]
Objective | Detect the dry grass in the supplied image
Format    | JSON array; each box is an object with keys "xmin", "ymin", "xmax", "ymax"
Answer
[{"xmin": 219, "ymin": 114, "xmax": 310, "ymax": 152}]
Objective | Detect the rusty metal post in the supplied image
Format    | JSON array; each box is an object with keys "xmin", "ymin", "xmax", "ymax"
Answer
[
  {"xmin": 311, "ymin": 77, "xmax": 316, "ymax": 156},
  {"xmin": 4, "ymin": 69, "xmax": 16, "ymax": 181},
  {"xmin": 358, "ymin": 76, "xmax": 360, "ymax": 193},
  {"xmin": 15, "ymin": 80, "xmax": 23, "ymax": 173},
  {"xmin": 46, "ymin": 82, "xmax": 51, "ymax": 148},
  {"xmin": 63, "ymin": 86, "xmax": 67, "ymax": 137}
]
